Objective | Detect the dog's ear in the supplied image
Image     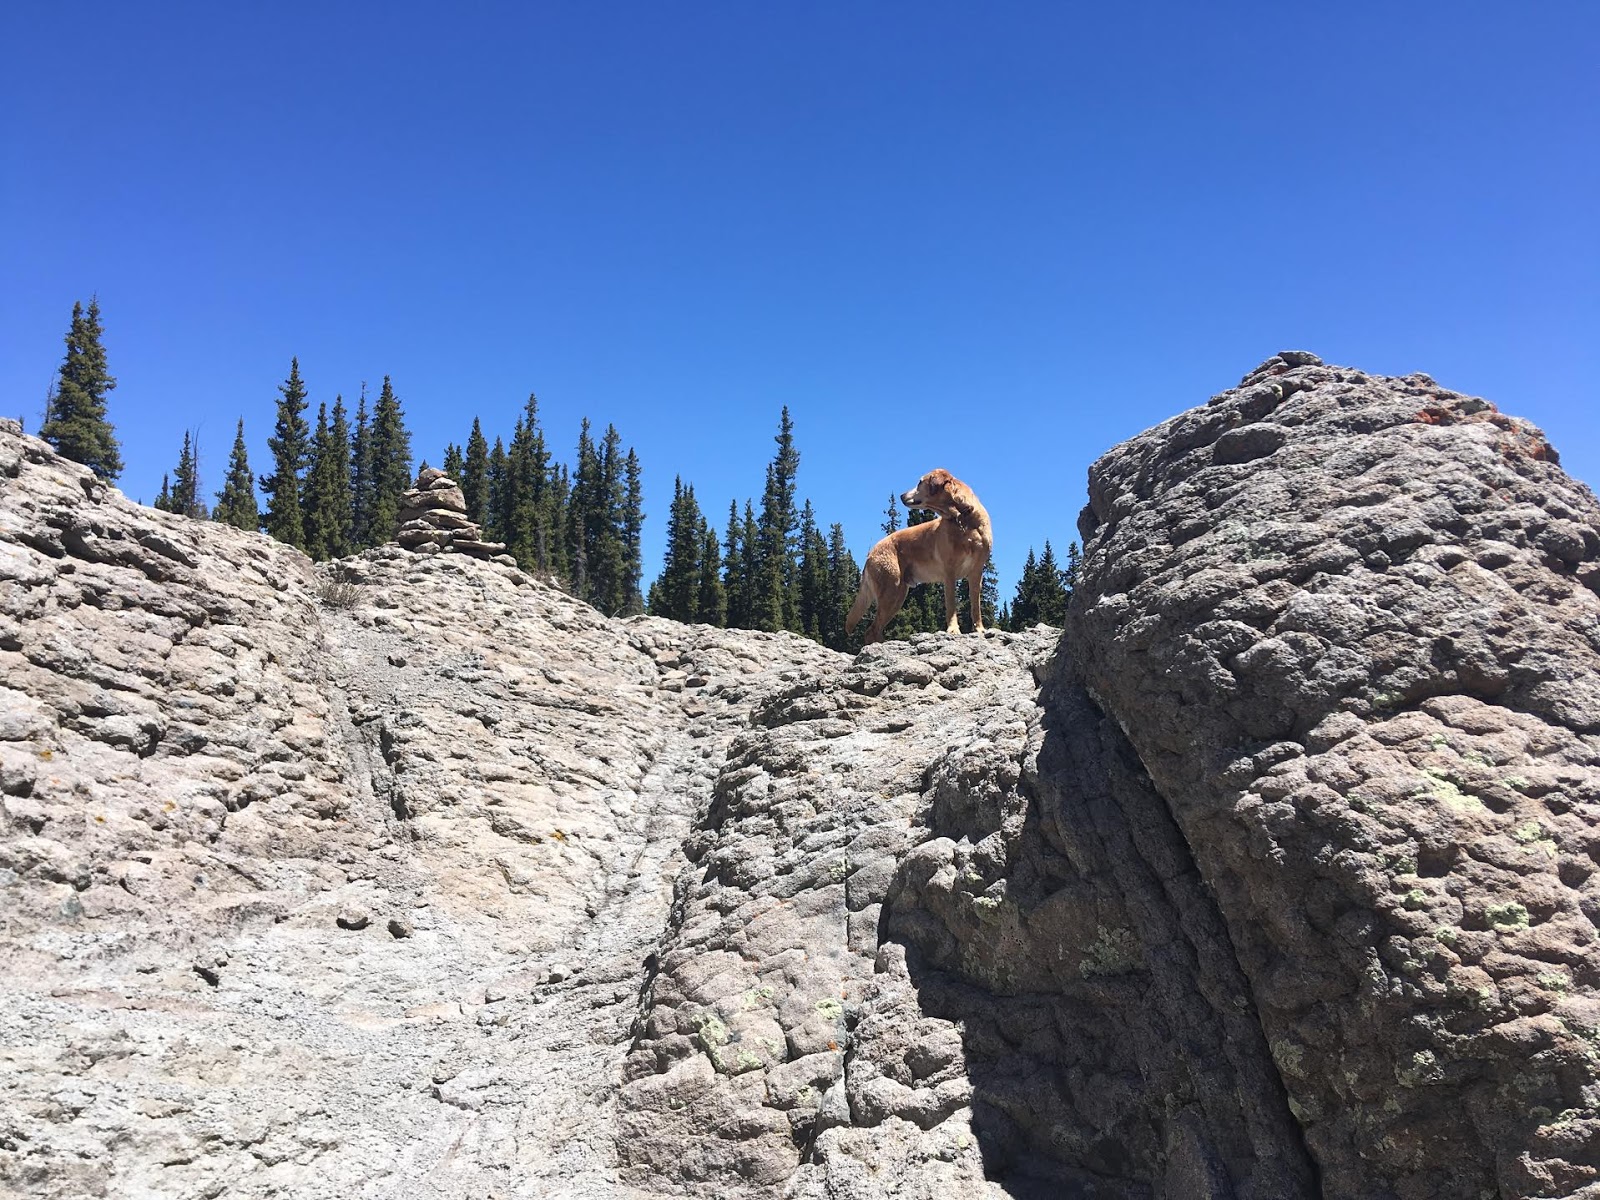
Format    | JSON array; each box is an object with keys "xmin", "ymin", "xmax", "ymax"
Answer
[{"xmin": 941, "ymin": 473, "xmax": 976, "ymax": 521}]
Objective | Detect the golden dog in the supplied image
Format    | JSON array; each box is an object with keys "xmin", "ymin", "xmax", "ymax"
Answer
[{"xmin": 847, "ymin": 469, "xmax": 993, "ymax": 644}]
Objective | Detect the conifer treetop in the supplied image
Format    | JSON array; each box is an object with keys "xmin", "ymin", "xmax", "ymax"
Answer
[{"xmin": 40, "ymin": 297, "xmax": 123, "ymax": 481}]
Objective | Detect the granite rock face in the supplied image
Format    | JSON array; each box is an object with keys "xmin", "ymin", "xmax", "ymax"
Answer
[
  {"xmin": 2, "ymin": 352, "xmax": 1599, "ymax": 1200},
  {"xmin": 0, "ymin": 419, "xmax": 840, "ymax": 1199},
  {"xmin": 1070, "ymin": 354, "xmax": 1600, "ymax": 1199}
]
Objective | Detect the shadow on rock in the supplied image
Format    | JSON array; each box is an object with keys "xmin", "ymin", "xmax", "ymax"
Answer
[{"xmin": 878, "ymin": 650, "xmax": 1316, "ymax": 1199}]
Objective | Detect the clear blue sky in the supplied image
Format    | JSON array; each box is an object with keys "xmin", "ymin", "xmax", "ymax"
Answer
[{"xmin": 4, "ymin": 3, "xmax": 1596, "ymax": 600}]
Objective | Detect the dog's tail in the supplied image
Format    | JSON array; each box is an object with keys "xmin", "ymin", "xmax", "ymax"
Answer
[{"xmin": 845, "ymin": 581, "xmax": 872, "ymax": 634}]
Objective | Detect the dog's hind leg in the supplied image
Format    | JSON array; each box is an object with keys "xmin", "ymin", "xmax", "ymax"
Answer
[
  {"xmin": 846, "ymin": 584, "xmax": 874, "ymax": 639},
  {"xmin": 868, "ymin": 579, "xmax": 910, "ymax": 644}
]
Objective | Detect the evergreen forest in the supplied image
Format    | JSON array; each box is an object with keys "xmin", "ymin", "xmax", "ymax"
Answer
[{"xmin": 29, "ymin": 299, "xmax": 1076, "ymax": 648}]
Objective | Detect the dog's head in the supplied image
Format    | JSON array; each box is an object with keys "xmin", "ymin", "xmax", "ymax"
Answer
[{"xmin": 901, "ymin": 468, "xmax": 962, "ymax": 514}]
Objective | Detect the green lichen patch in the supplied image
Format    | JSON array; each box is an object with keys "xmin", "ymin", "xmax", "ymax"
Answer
[
  {"xmin": 1511, "ymin": 823, "xmax": 1558, "ymax": 858},
  {"xmin": 1420, "ymin": 769, "xmax": 1484, "ymax": 812},
  {"xmin": 1485, "ymin": 902, "xmax": 1530, "ymax": 929},
  {"xmin": 1396, "ymin": 1048, "xmax": 1441, "ymax": 1088},
  {"xmin": 693, "ymin": 1012, "xmax": 730, "ymax": 1052},
  {"xmin": 741, "ymin": 984, "xmax": 775, "ymax": 1009},
  {"xmin": 1080, "ymin": 927, "xmax": 1141, "ymax": 977},
  {"xmin": 1383, "ymin": 850, "xmax": 1418, "ymax": 875},
  {"xmin": 1271, "ymin": 1038, "xmax": 1307, "ymax": 1079},
  {"xmin": 970, "ymin": 893, "xmax": 1004, "ymax": 922}
]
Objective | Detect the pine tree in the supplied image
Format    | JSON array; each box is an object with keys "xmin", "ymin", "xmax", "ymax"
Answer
[
  {"xmin": 740, "ymin": 502, "xmax": 760, "ymax": 629},
  {"xmin": 797, "ymin": 501, "xmax": 829, "ymax": 641},
  {"xmin": 590, "ymin": 424, "xmax": 628, "ymax": 614},
  {"xmin": 621, "ymin": 448, "xmax": 644, "ymax": 616},
  {"xmin": 304, "ymin": 401, "xmax": 353, "ymax": 561},
  {"xmin": 40, "ymin": 298, "xmax": 123, "ymax": 481},
  {"xmin": 722, "ymin": 501, "xmax": 746, "ymax": 628},
  {"xmin": 366, "ymin": 376, "xmax": 412, "ymax": 544},
  {"xmin": 260, "ymin": 358, "xmax": 311, "ymax": 549},
  {"xmin": 824, "ymin": 523, "xmax": 859, "ymax": 650},
  {"xmin": 485, "ymin": 436, "xmax": 508, "ymax": 542},
  {"xmin": 1034, "ymin": 541, "xmax": 1069, "ymax": 626},
  {"xmin": 503, "ymin": 416, "xmax": 531, "ymax": 563},
  {"xmin": 302, "ymin": 402, "xmax": 336, "ymax": 560},
  {"xmin": 506, "ymin": 395, "xmax": 559, "ymax": 575},
  {"xmin": 545, "ymin": 463, "xmax": 571, "ymax": 583},
  {"xmin": 156, "ymin": 431, "xmax": 200, "ymax": 516},
  {"xmin": 752, "ymin": 408, "xmax": 801, "ymax": 632},
  {"xmin": 350, "ymin": 385, "xmax": 374, "ymax": 548},
  {"xmin": 698, "ymin": 521, "xmax": 726, "ymax": 627},
  {"xmin": 651, "ymin": 477, "xmax": 702, "ymax": 622},
  {"xmin": 173, "ymin": 430, "xmax": 202, "ymax": 517},
  {"xmin": 571, "ymin": 512, "xmax": 589, "ymax": 602},
  {"xmin": 1009, "ymin": 542, "xmax": 1071, "ymax": 628},
  {"xmin": 566, "ymin": 419, "xmax": 598, "ymax": 595},
  {"xmin": 463, "ymin": 418, "xmax": 489, "ymax": 527},
  {"xmin": 327, "ymin": 396, "xmax": 353, "ymax": 553},
  {"xmin": 1064, "ymin": 540, "xmax": 1082, "ymax": 596},
  {"xmin": 213, "ymin": 418, "xmax": 259, "ymax": 531},
  {"xmin": 442, "ymin": 442, "xmax": 464, "ymax": 481},
  {"xmin": 567, "ymin": 419, "xmax": 631, "ymax": 609}
]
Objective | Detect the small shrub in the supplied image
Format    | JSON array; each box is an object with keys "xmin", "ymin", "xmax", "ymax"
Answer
[{"xmin": 317, "ymin": 564, "xmax": 364, "ymax": 609}]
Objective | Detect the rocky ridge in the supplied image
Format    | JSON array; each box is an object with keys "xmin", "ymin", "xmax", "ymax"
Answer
[{"xmin": 1, "ymin": 353, "xmax": 1598, "ymax": 1200}]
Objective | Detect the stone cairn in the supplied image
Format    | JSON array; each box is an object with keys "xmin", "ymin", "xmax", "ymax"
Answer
[{"xmin": 395, "ymin": 467, "xmax": 513, "ymax": 563}]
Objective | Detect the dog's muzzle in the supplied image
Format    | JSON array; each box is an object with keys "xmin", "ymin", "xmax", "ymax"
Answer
[{"xmin": 900, "ymin": 490, "xmax": 920, "ymax": 506}]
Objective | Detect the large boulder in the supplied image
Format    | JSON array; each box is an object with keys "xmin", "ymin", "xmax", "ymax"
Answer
[{"xmin": 1069, "ymin": 353, "xmax": 1600, "ymax": 1199}]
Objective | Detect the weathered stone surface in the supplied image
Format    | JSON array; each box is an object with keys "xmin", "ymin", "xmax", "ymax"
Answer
[
  {"xmin": 3, "ymin": 355, "xmax": 1599, "ymax": 1200},
  {"xmin": 399, "ymin": 484, "xmax": 467, "ymax": 514},
  {"xmin": 401, "ymin": 508, "xmax": 477, "ymax": 532},
  {"xmin": 0, "ymin": 425, "xmax": 842, "ymax": 1199},
  {"xmin": 1070, "ymin": 355, "xmax": 1600, "ymax": 1199},
  {"xmin": 449, "ymin": 542, "xmax": 510, "ymax": 563}
]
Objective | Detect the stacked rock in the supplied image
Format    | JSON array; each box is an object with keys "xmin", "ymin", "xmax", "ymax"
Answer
[{"xmin": 395, "ymin": 467, "xmax": 511, "ymax": 562}]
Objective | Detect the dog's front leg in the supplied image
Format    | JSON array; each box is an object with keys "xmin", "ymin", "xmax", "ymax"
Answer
[
  {"xmin": 942, "ymin": 576, "xmax": 961, "ymax": 634},
  {"xmin": 966, "ymin": 567, "xmax": 985, "ymax": 634}
]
